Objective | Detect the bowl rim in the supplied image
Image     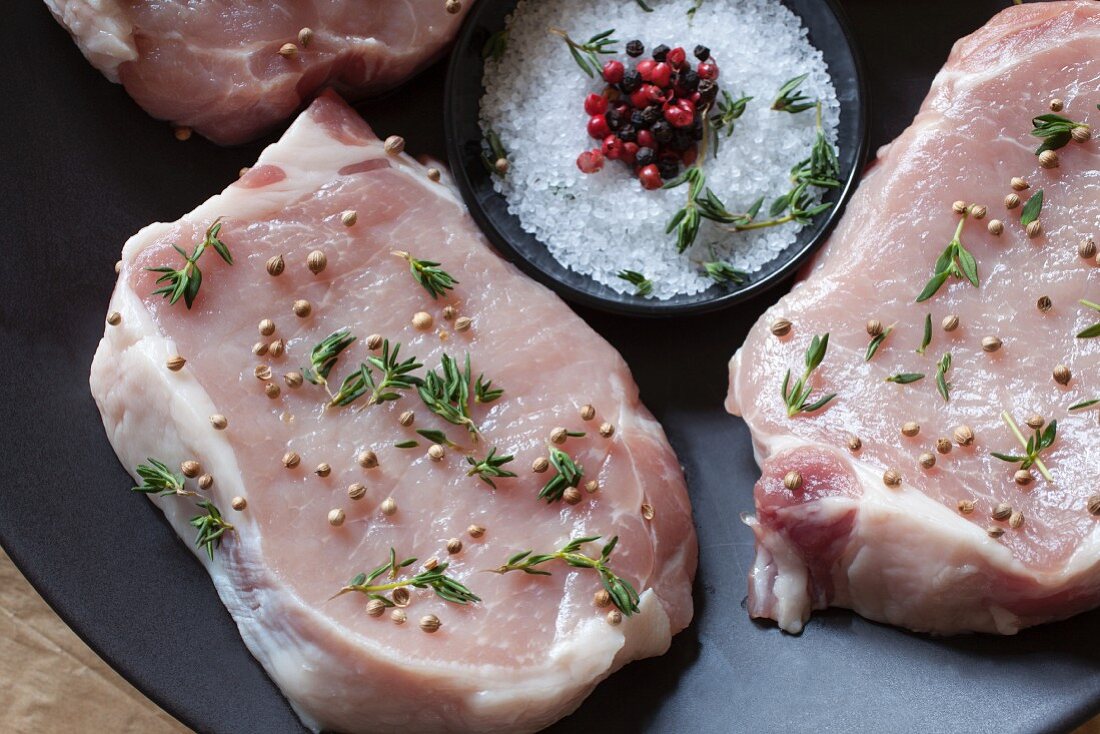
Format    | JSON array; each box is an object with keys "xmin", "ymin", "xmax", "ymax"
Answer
[{"xmin": 443, "ymin": 0, "xmax": 870, "ymax": 317}]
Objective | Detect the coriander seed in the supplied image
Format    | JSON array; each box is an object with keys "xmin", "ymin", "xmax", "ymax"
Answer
[
  {"xmin": 428, "ymin": 444, "xmax": 445, "ymax": 461},
  {"xmin": 278, "ymin": 42, "xmax": 298, "ymax": 58},
  {"xmin": 412, "ymin": 311, "xmax": 433, "ymax": 330},
  {"xmin": 991, "ymin": 502, "xmax": 1012, "ymax": 521},
  {"xmin": 181, "ymin": 460, "xmax": 201, "ymax": 478},
  {"xmin": 167, "ymin": 355, "xmax": 186, "ymax": 371},
  {"xmin": 446, "ymin": 538, "xmax": 462, "ymax": 554},
  {"xmin": 1079, "ymin": 238, "xmax": 1097, "ymax": 260},
  {"xmin": 847, "ymin": 435, "xmax": 862, "ymax": 452},
  {"xmin": 918, "ymin": 452, "xmax": 936, "ymax": 469},
  {"xmin": 1038, "ymin": 150, "xmax": 1059, "ymax": 169},
  {"xmin": 532, "ymin": 457, "xmax": 549, "ymax": 473},
  {"xmin": 442, "ymin": 305, "xmax": 457, "ymax": 321},
  {"xmin": 420, "ymin": 615, "xmax": 442, "ymax": 634},
  {"xmin": 467, "ymin": 524, "xmax": 485, "ymax": 538},
  {"xmin": 1004, "ymin": 193, "xmax": 1020, "ymax": 210},
  {"xmin": 901, "ymin": 422, "xmax": 920, "ymax": 437},
  {"xmin": 936, "ymin": 437, "xmax": 953, "ymax": 454},
  {"xmin": 987, "ymin": 219, "xmax": 1004, "ymax": 236},
  {"xmin": 1071, "ymin": 126, "xmax": 1091, "ymax": 143},
  {"xmin": 254, "ymin": 364, "xmax": 272, "ymax": 380},
  {"xmin": 586, "ymin": 480, "xmax": 600, "ymax": 493},
  {"xmin": 1009, "ymin": 511, "xmax": 1024, "ymax": 529},
  {"xmin": 380, "ymin": 497, "xmax": 397, "ymax": 516},
  {"xmin": 268, "ymin": 339, "xmax": 285, "ymax": 358},
  {"xmin": 987, "ymin": 526, "xmax": 1005, "ymax": 539},
  {"xmin": 598, "ymin": 422, "xmax": 615, "ymax": 438},
  {"xmin": 427, "ymin": 168, "xmax": 442, "ymax": 182},
  {"xmin": 454, "ymin": 316, "xmax": 472, "ymax": 332},
  {"xmin": 1037, "ymin": 295, "xmax": 1052, "ymax": 312},
  {"xmin": 366, "ymin": 599, "xmax": 386, "ymax": 617},
  {"xmin": 399, "ymin": 410, "xmax": 415, "ymax": 426},
  {"xmin": 445, "ymin": 0, "xmax": 462, "ymax": 13},
  {"xmin": 307, "ymin": 250, "xmax": 327, "ymax": 274},
  {"xmin": 866, "ymin": 319, "xmax": 883, "ymax": 337},
  {"xmin": 392, "ymin": 588, "xmax": 410, "ymax": 607},
  {"xmin": 327, "ymin": 508, "xmax": 345, "ymax": 527},
  {"xmin": 198, "ymin": 474, "xmax": 213, "ymax": 490},
  {"xmin": 1049, "ymin": 98, "xmax": 1063, "ymax": 112},
  {"xmin": 953, "ymin": 425, "xmax": 974, "ymax": 447},
  {"xmin": 968, "ymin": 204, "xmax": 987, "ymax": 220},
  {"xmin": 580, "ymin": 404, "xmax": 596, "ymax": 421},
  {"xmin": 282, "ymin": 451, "xmax": 301, "ymax": 468},
  {"xmin": 358, "ymin": 450, "xmax": 378, "ymax": 468},
  {"xmin": 952, "ymin": 200, "xmax": 968, "ymax": 215},
  {"xmin": 347, "ymin": 483, "xmax": 366, "ymax": 500},
  {"xmin": 981, "ymin": 336, "xmax": 1002, "ymax": 353},
  {"xmin": 1053, "ymin": 364, "xmax": 1071, "ymax": 385},
  {"xmin": 384, "ymin": 135, "xmax": 405, "ymax": 155},
  {"xmin": 1026, "ymin": 220, "xmax": 1043, "ymax": 238},
  {"xmin": 340, "ymin": 210, "xmax": 358, "ymax": 227},
  {"xmin": 942, "ymin": 314, "xmax": 960, "ymax": 332},
  {"xmin": 266, "ymin": 254, "xmax": 285, "ymax": 276},
  {"xmin": 1010, "ymin": 177, "xmax": 1029, "ymax": 191},
  {"xmin": 315, "ymin": 463, "xmax": 331, "ymax": 477},
  {"xmin": 259, "ymin": 318, "xmax": 275, "ymax": 336},
  {"xmin": 297, "ymin": 27, "xmax": 313, "ymax": 47},
  {"xmin": 770, "ymin": 318, "xmax": 792, "ymax": 337},
  {"xmin": 606, "ymin": 610, "xmax": 623, "ymax": 625},
  {"xmin": 284, "ymin": 371, "xmax": 304, "ymax": 388},
  {"xmin": 957, "ymin": 499, "xmax": 975, "ymax": 515},
  {"xmin": 210, "ymin": 414, "xmax": 228, "ymax": 430},
  {"xmin": 883, "ymin": 469, "xmax": 902, "ymax": 487},
  {"xmin": 391, "ymin": 609, "xmax": 406, "ymax": 625},
  {"xmin": 231, "ymin": 496, "xmax": 247, "ymax": 511},
  {"xmin": 265, "ymin": 382, "xmax": 281, "ymax": 399},
  {"xmin": 783, "ymin": 471, "xmax": 803, "ymax": 491},
  {"xmin": 1015, "ymin": 469, "xmax": 1033, "ymax": 486},
  {"xmin": 563, "ymin": 487, "xmax": 582, "ymax": 505},
  {"xmin": 1088, "ymin": 495, "xmax": 1100, "ymax": 516},
  {"xmin": 366, "ymin": 334, "xmax": 383, "ymax": 350},
  {"xmin": 1025, "ymin": 414, "xmax": 1045, "ymax": 430},
  {"xmin": 550, "ymin": 427, "xmax": 568, "ymax": 444},
  {"xmin": 293, "ymin": 299, "xmax": 312, "ymax": 318},
  {"xmin": 107, "ymin": 311, "xmax": 121, "ymax": 326},
  {"xmin": 594, "ymin": 589, "xmax": 611, "ymax": 607}
]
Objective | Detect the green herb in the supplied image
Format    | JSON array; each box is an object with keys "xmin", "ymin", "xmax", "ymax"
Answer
[
  {"xmin": 148, "ymin": 220, "xmax": 233, "ymax": 309},
  {"xmin": 932, "ymin": 352, "xmax": 953, "ymax": 402},
  {"xmin": 1020, "ymin": 189, "xmax": 1043, "ymax": 227},
  {"xmin": 132, "ymin": 459, "xmax": 189, "ymax": 496},
  {"xmin": 790, "ymin": 103, "xmax": 841, "ymax": 189},
  {"xmin": 465, "ymin": 447, "xmax": 517, "ymax": 488},
  {"xmin": 417, "ymin": 428, "xmax": 458, "ymax": 447},
  {"xmin": 538, "ymin": 447, "xmax": 584, "ymax": 503},
  {"xmin": 482, "ymin": 30, "xmax": 508, "ymax": 61},
  {"xmin": 334, "ymin": 548, "xmax": 480, "ymax": 605},
  {"xmin": 550, "ymin": 28, "xmax": 618, "ymax": 78},
  {"xmin": 710, "ymin": 91, "xmax": 752, "ymax": 152},
  {"xmin": 1070, "ymin": 398, "xmax": 1100, "ymax": 411},
  {"xmin": 916, "ymin": 215, "xmax": 978, "ymax": 302},
  {"xmin": 664, "ymin": 167, "xmax": 709, "ymax": 253},
  {"xmin": 492, "ymin": 536, "xmax": 639, "ymax": 616},
  {"xmin": 481, "ymin": 129, "xmax": 508, "ymax": 175},
  {"xmin": 303, "ymin": 329, "xmax": 356, "ymax": 386},
  {"xmin": 190, "ymin": 500, "xmax": 233, "ymax": 561},
  {"xmin": 687, "ymin": 0, "xmax": 705, "ymax": 19},
  {"xmin": 328, "ymin": 340, "xmax": 423, "ymax": 408},
  {"xmin": 1077, "ymin": 299, "xmax": 1100, "ymax": 339},
  {"xmin": 474, "ymin": 374, "xmax": 503, "ymax": 404},
  {"xmin": 394, "ymin": 440, "xmax": 419, "ymax": 449},
  {"xmin": 617, "ymin": 270, "xmax": 653, "ymax": 297},
  {"xmin": 865, "ymin": 325, "xmax": 894, "ymax": 362},
  {"xmin": 781, "ymin": 333, "xmax": 836, "ymax": 417},
  {"xmin": 885, "ymin": 372, "xmax": 925, "ymax": 384},
  {"xmin": 393, "ymin": 251, "xmax": 458, "ymax": 300},
  {"xmin": 992, "ymin": 413, "xmax": 1055, "ymax": 482},
  {"xmin": 703, "ymin": 261, "xmax": 748, "ymax": 286},
  {"xmin": 418, "ymin": 353, "xmax": 491, "ymax": 439},
  {"xmin": 916, "ymin": 314, "xmax": 933, "ymax": 356},
  {"xmin": 771, "ymin": 74, "xmax": 814, "ymax": 114},
  {"xmin": 634, "ymin": 0, "xmax": 654, "ymax": 10},
  {"xmin": 1030, "ymin": 113, "xmax": 1090, "ymax": 154}
]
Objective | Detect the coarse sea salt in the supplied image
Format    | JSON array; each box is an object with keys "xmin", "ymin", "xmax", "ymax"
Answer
[{"xmin": 480, "ymin": 0, "xmax": 840, "ymax": 300}]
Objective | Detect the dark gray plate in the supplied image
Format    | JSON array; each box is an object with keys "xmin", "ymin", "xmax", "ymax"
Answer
[
  {"xmin": 444, "ymin": 0, "xmax": 868, "ymax": 317},
  {"xmin": 1, "ymin": 2, "xmax": 1098, "ymax": 733}
]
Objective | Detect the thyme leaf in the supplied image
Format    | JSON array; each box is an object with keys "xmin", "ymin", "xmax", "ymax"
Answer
[
  {"xmin": 1031, "ymin": 113, "xmax": 1090, "ymax": 154},
  {"xmin": 935, "ymin": 352, "xmax": 953, "ymax": 402},
  {"xmin": 148, "ymin": 220, "xmax": 232, "ymax": 309},
  {"xmin": 133, "ymin": 459, "xmax": 190, "ymax": 497},
  {"xmin": 916, "ymin": 214, "xmax": 978, "ymax": 302},
  {"xmin": 538, "ymin": 448, "xmax": 584, "ymax": 503},
  {"xmin": 393, "ymin": 251, "xmax": 458, "ymax": 300},
  {"xmin": 865, "ymin": 325, "xmax": 894, "ymax": 361},
  {"xmin": 617, "ymin": 270, "xmax": 653, "ymax": 296},
  {"xmin": 710, "ymin": 91, "xmax": 752, "ymax": 153},
  {"xmin": 303, "ymin": 329, "xmax": 356, "ymax": 386},
  {"xmin": 782, "ymin": 333, "xmax": 836, "ymax": 417},
  {"xmin": 394, "ymin": 440, "xmax": 419, "ymax": 449},
  {"xmin": 334, "ymin": 548, "xmax": 480, "ymax": 605},
  {"xmin": 885, "ymin": 372, "xmax": 925, "ymax": 384},
  {"xmin": 465, "ymin": 447, "xmax": 517, "ymax": 488},
  {"xmin": 550, "ymin": 27, "xmax": 618, "ymax": 78},
  {"xmin": 1077, "ymin": 299, "xmax": 1100, "ymax": 339},
  {"xmin": 190, "ymin": 500, "xmax": 234, "ymax": 561},
  {"xmin": 1020, "ymin": 189, "xmax": 1044, "ymax": 227},
  {"xmin": 703, "ymin": 261, "xmax": 747, "ymax": 286},
  {"xmin": 491, "ymin": 535, "xmax": 640, "ymax": 616},
  {"xmin": 916, "ymin": 313, "xmax": 933, "ymax": 355},
  {"xmin": 771, "ymin": 74, "xmax": 814, "ymax": 114},
  {"xmin": 1070, "ymin": 398, "xmax": 1100, "ymax": 411}
]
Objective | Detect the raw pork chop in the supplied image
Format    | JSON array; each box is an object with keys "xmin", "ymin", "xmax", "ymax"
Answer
[
  {"xmin": 727, "ymin": 1, "xmax": 1100, "ymax": 635},
  {"xmin": 90, "ymin": 92, "xmax": 695, "ymax": 733},
  {"xmin": 45, "ymin": 0, "xmax": 471, "ymax": 144}
]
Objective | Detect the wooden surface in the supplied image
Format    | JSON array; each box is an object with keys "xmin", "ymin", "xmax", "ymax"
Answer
[{"xmin": 0, "ymin": 548, "xmax": 1096, "ymax": 733}]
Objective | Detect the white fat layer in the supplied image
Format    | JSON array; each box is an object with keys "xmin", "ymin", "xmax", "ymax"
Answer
[
  {"xmin": 44, "ymin": 0, "xmax": 136, "ymax": 82},
  {"xmin": 90, "ymin": 103, "xmax": 674, "ymax": 733}
]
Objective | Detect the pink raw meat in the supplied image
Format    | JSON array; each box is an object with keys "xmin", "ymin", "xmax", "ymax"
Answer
[
  {"xmin": 727, "ymin": 0, "xmax": 1100, "ymax": 635},
  {"xmin": 45, "ymin": 0, "xmax": 472, "ymax": 144},
  {"xmin": 90, "ymin": 92, "xmax": 696, "ymax": 731}
]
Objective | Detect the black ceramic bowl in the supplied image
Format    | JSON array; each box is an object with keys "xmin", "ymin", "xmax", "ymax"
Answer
[{"xmin": 444, "ymin": 0, "xmax": 868, "ymax": 317}]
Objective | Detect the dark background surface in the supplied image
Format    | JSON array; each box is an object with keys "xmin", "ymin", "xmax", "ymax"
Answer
[{"xmin": 2, "ymin": 2, "xmax": 1098, "ymax": 733}]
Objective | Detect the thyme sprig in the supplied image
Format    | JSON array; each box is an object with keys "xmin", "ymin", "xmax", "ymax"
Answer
[
  {"xmin": 992, "ymin": 413, "xmax": 1055, "ymax": 482},
  {"xmin": 465, "ymin": 448, "xmax": 517, "ymax": 488},
  {"xmin": 1077, "ymin": 299, "xmax": 1100, "ymax": 339},
  {"xmin": 303, "ymin": 329, "xmax": 356, "ymax": 387},
  {"xmin": 1070, "ymin": 398, "xmax": 1100, "ymax": 412},
  {"xmin": 617, "ymin": 270, "xmax": 653, "ymax": 296},
  {"xmin": 334, "ymin": 548, "xmax": 480, "ymax": 605},
  {"xmin": 916, "ymin": 213, "xmax": 978, "ymax": 302},
  {"xmin": 329, "ymin": 340, "xmax": 422, "ymax": 408},
  {"xmin": 710, "ymin": 91, "xmax": 752, "ymax": 153},
  {"xmin": 865, "ymin": 324, "xmax": 894, "ymax": 361},
  {"xmin": 538, "ymin": 448, "xmax": 584, "ymax": 503},
  {"xmin": 474, "ymin": 375, "xmax": 503, "ymax": 404},
  {"xmin": 492, "ymin": 536, "xmax": 640, "ymax": 616},
  {"xmin": 133, "ymin": 459, "xmax": 190, "ymax": 497},
  {"xmin": 393, "ymin": 251, "xmax": 458, "ymax": 300},
  {"xmin": 935, "ymin": 353, "xmax": 953, "ymax": 402},
  {"xmin": 148, "ymin": 220, "xmax": 233, "ymax": 309},
  {"xmin": 418, "ymin": 353, "xmax": 493, "ymax": 439},
  {"xmin": 481, "ymin": 129, "xmax": 508, "ymax": 175},
  {"xmin": 790, "ymin": 104, "xmax": 841, "ymax": 189},
  {"xmin": 703, "ymin": 261, "xmax": 747, "ymax": 285},
  {"xmin": 133, "ymin": 461, "xmax": 232, "ymax": 559},
  {"xmin": 191, "ymin": 501, "xmax": 234, "ymax": 561},
  {"xmin": 550, "ymin": 28, "xmax": 618, "ymax": 78},
  {"xmin": 771, "ymin": 74, "xmax": 814, "ymax": 114},
  {"xmin": 782, "ymin": 333, "xmax": 836, "ymax": 417},
  {"xmin": 1030, "ymin": 113, "xmax": 1090, "ymax": 154}
]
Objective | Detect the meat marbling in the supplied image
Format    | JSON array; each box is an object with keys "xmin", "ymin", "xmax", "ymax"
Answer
[
  {"xmin": 90, "ymin": 92, "xmax": 696, "ymax": 732},
  {"xmin": 727, "ymin": 1, "xmax": 1100, "ymax": 636},
  {"xmin": 45, "ymin": 0, "xmax": 472, "ymax": 144}
]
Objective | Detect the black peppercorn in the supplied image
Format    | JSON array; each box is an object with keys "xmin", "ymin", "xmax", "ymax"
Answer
[
  {"xmin": 605, "ymin": 108, "xmax": 623, "ymax": 131},
  {"xmin": 697, "ymin": 78, "xmax": 718, "ymax": 104},
  {"xmin": 641, "ymin": 105, "xmax": 661, "ymax": 126},
  {"xmin": 618, "ymin": 124, "xmax": 637, "ymax": 143},
  {"xmin": 678, "ymin": 69, "xmax": 699, "ymax": 92},
  {"xmin": 694, "ymin": 45, "xmax": 711, "ymax": 61},
  {"xmin": 652, "ymin": 44, "xmax": 670, "ymax": 62},
  {"xmin": 629, "ymin": 110, "xmax": 648, "ymax": 129},
  {"xmin": 651, "ymin": 120, "xmax": 673, "ymax": 144},
  {"xmin": 635, "ymin": 147, "xmax": 656, "ymax": 167},
  {"xmin": 669, "ymin": 128, "xmax": 694, "ymax": 152},
  {"xmin": 657, "ymin": 158, "xmax": 680, "ymax": 180},
  {"xmin": 619, "ymin": 69, "xmax": 642, "ymax": 94},
  {"xmin": 626, "ymin": 40, "xmax": 644, "ymax": 57}
]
